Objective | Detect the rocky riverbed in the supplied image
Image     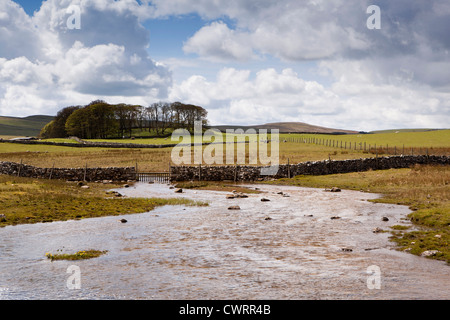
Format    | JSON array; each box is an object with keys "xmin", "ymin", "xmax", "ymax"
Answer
[{"xmin": 0, "ymin": 182, "xmax": 448, "ymax": 299}]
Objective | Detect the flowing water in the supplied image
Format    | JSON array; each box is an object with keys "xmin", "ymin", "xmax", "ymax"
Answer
[{"xmin": 0, "ymin": 182, "xmax": 448, "ymax": 300}]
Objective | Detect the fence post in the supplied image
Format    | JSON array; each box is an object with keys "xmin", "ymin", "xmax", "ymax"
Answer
[
  {"xmin": 49, "ymin": 162, "xmax": 55, "ymax": 180},
  {"xmin": 169, "ymin": 160, "xmax": 171, "ymax": 180},
  {"xmin": 199, "ymin": 163, "xmax": 201, "ymax": 181},
  {"xmin": 83, "ymin": 163, "xmax": 87, "ymax": 182},
  {"xmin": 134, "ymin": 160, "xmax": 139, "ymax": 181},
  {"xmin": 287, "ymin": 158, "xmax": 290, "ymax": 179},
  {"xmin": 17, "ymin": 159, "xmax": 23, "ymax": 177},
  {"xmin": 234, "ymin": 164, "xmax": 238, "ymax": 183}
]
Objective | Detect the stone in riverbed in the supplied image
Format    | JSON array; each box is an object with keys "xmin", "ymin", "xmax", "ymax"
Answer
[{"xmin": 228, "ymin": 206, "xmax": 240, "ymax": 210}]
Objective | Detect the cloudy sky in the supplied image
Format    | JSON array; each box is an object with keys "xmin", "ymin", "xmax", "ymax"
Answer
[{"xmin": 1, "ymin": 0, "xmax": 449, "ymax": 131}]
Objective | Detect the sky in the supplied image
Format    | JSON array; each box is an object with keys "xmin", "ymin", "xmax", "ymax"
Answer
[{"xmin": 0, "ymin": 0, "xmax": 449, "ymax": 131}]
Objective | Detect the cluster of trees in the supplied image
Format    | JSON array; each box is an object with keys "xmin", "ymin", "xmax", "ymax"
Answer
[{"xmin": 40, "ymin": 100, "xmax": 208, "ymax": 139}]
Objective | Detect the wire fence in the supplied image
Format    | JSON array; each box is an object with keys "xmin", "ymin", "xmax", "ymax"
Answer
[{"xmin": 280, "ymin": 136, "xmax": 450, "ymax": 156}]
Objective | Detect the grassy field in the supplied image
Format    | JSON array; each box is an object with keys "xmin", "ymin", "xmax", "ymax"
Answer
[
  {"xmin": 280, "ymin": 129, "xmax": 450, "ymax": 148},
  {"xmin": 0, "ymin": 129, "xmax": 448, "ymax": 172},
  {"xmin": 0, "ymin": 115, "xmax": 54, "ymax": 137},
  {"xmin": 0, "ymin": 175, "xmax": 207, "ymax": 227}
]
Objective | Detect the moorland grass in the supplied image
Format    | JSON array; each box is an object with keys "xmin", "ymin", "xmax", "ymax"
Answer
[
  {"xmin": 45, "ymin": 249, "xmax": 107, "ymax": 261},
  {"xmin": 0, "ymin": 175, "xmax": 208, "ymax": 227}
]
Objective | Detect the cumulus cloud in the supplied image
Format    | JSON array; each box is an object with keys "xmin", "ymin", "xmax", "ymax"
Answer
[
  {"xmin": 0, "ymin": 0, "xmax": 171, "ymax": 117},
  {"xmin": 1, "ymin": 0, "xmax": 449, "ymax": 131},
  {"xmin": 156, "ymin": 0, "xmax": 450, "ymax": 89},
  {"xmin": 161, "ymin": 0, "xmax": 449, "ymax": 129},
  {"xmin": 170, "ymin": 65, "xmax": 450, "ymax": 131}
]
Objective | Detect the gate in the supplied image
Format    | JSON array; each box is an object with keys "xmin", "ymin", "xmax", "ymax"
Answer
[{"xmin": 137, "ymin": 172, "xmax": 171, "ymax": 183}]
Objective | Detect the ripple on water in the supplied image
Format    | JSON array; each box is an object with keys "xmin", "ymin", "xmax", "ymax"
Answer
[{"xmin": 0, "ymin": 183, "xmax": 448, "ymax": 300}]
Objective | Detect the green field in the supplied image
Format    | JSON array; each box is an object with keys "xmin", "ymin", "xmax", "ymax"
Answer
[
  {"xmin": 0, "ymin": 129, "xmax": 449, "ymax": 172},
  {"xmin": 280, "ymin": 129, "xmax": 450, "ymax": 148},
  {"xmin": 0, "ymin": 115, "xmax": 54, "ymax": 137}
]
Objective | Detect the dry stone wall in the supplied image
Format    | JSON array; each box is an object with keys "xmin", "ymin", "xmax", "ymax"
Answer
[
  {"xmin": 170, "ymin": 155, "xmax": 450, "ymax": 182},
  {"xmin": 0, "ymin": 139, "xmax": 178, "ymax": 149},
  {"xmin": 0, "ymin": 161, "xmax": 136, "ymax": 182}
]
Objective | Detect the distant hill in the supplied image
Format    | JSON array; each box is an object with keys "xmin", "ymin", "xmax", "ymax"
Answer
[
  {"xmin": 0, "ymin": 115, "xmax": 54, "ymax": 137},
  {"xmin": 210, "ymin": 122, "xmax": 360, "ymax": 134},
  {"xmin": 369, "ymin": 128, "xmax": 445, "ymax": 134}
]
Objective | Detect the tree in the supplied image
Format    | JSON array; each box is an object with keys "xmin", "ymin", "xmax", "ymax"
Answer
[
  {"xmin": 39, "ymin": 120, "xmax": 56, "ymax": 139},
  {"xmin": 65, "ymin": 101, "xmax": 118, "ymax": 139},
  {"xmin": 65, "ymin": 108, "xmax": 90, "ymax": 138},
  {"xmin": 39, "ymin": 106, "xmax": 80, "ymax": 138}
]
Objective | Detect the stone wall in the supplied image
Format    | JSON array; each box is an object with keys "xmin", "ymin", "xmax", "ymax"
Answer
[
  {"xmin": 170, "ymin": 155, "xmax": 450, "ymax": 182},
  {"xmin": 2, "ymin": 155, "xmax": 448, "ymax": 182},
  {"xmin": 0, "ymin": 139, "xmax": 220, "ymax": 149},
  {"xmin": 0, "ymin": 139, "xmax": 178, "ymax": 149},
  {"xmin": 0, "ymin": 161, "xmax": 136, "ymax": 182}
]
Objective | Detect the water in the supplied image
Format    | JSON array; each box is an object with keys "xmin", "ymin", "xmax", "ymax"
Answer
[{"xmin": 0, "ymin": 182, "xmax": 448, "ymax": 300}]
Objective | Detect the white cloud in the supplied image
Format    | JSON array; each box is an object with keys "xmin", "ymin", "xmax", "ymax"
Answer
[
  {"xmin": 183, "ymin": 21, "xmax": 254, "ymax": 62},
  {"xmin": 0, "ymin": 0, "xmax": 172, "ymax": 117},
  {"xmin": 170, "ymin": 64, "xmax": 450, "ymax": 131}
]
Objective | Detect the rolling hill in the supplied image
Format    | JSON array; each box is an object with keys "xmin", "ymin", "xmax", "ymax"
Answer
[
  {"xmin": 0, "ymin": 115, "xmax": 54, "ymax": 137},
  {"xmin": 210, "ymin": 122, "xmax": 360, "ymax": 134}
]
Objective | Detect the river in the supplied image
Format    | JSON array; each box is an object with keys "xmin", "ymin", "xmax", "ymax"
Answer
[{"xmin": 0, "ymin": 182, "xmax": 448, "ymax": 299}]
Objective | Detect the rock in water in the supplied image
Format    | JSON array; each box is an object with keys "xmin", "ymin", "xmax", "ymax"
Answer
[
  {"xmin": 119, "ymin": 219, "xmax": 127, "ymax": 223},
  {"xmin": 260, "ymin": 198, "xmax": 270, "ymax": 202},
  {"xmin": 228, "ymin": 206, "xmax": 240, "ymax": 210},
  {"xmin": 174, "ymin": 188, "xmax": 183, "ymax": 193}
]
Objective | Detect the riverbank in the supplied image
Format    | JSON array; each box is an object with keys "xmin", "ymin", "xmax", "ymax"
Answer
[
  {"xmin": 0, "ymin": 175, "xmax": 207, "ymax": 227},
  {"xmin": 262, "ymin": 165, "xmax": 449, "ymax": 264}
]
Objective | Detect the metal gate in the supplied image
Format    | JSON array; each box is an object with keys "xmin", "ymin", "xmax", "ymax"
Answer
[{"xmin": 136, "ymin": 172, "xmax": 171, "ymax": 183}]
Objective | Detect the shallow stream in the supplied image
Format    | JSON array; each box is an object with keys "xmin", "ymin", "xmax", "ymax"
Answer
[{"xmin": 0, "ymin": 182, "xmax": 448, "ymax": 299}]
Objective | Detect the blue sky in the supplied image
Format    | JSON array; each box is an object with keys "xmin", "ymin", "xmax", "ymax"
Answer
[{"xmin": 1, "ymin": 0, "xmax": 449, "ymax": 130}]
